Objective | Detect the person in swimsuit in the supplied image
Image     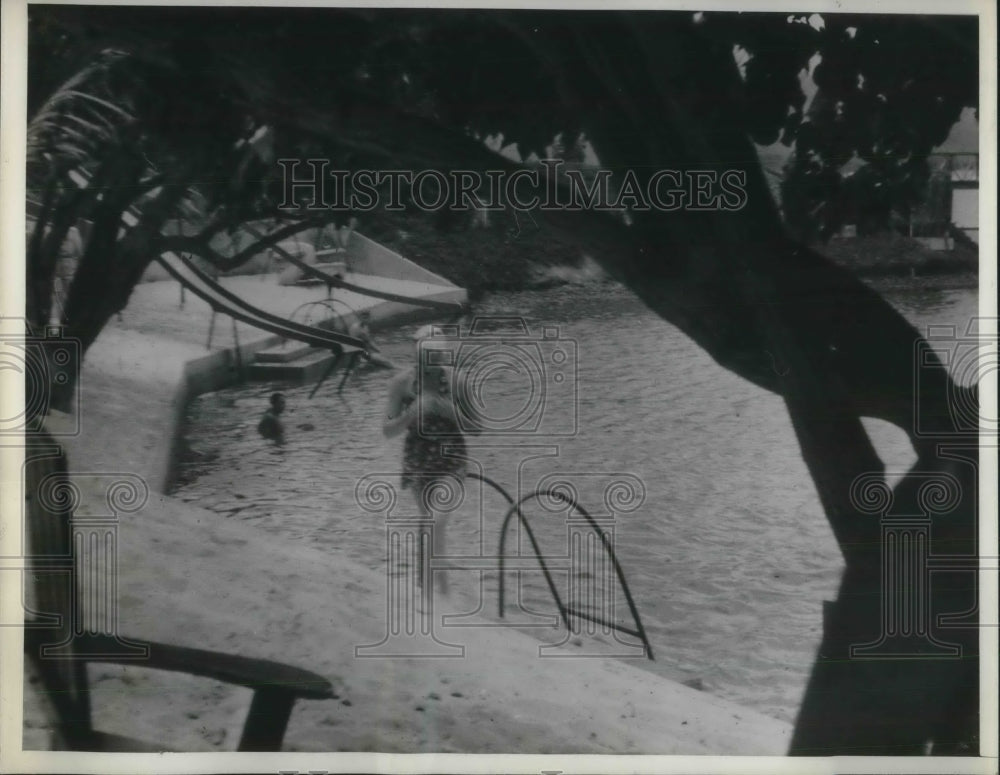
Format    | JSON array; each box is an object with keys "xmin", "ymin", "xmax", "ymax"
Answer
[
  {"xmin": 383, "ymin": 325, "xmax": 468, "ymax": 596},
  {"xmin": 258, "ymin": 392, "xmax": 286, "ymax": 444}
]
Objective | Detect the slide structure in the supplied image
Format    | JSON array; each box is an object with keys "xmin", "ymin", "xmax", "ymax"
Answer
[{"xmin": 243, "ymin": 223, "xmax": 470, "ymax": 316}]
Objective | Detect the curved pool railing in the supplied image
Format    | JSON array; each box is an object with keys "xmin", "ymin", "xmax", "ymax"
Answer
[
  {"xmin": 288, "ymin": 298, "xmax": 359, "ymax": 334},
  {"xmin": 466, "ymin": 472, "xmax": 654, "ymax": 660}
]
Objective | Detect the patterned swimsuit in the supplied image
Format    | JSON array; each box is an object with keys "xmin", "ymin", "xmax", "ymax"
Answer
[{"xmin": 400, "ymin": 383, "xmax": 467, "ymax": 492}]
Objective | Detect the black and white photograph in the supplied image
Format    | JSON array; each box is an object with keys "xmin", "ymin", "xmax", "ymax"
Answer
[{"xmin": 0, "ymin": 1, "xmax": 996, "ymax": 772}]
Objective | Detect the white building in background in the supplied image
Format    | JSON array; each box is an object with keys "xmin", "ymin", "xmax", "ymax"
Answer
[
  {"xmin": 910, "ymin": 152, "xmax": 978, "ymax": 251},
  {"xmin": 757, "ymin": 106, "xmax": 979, "ymax": 250},
  {"xmin": 949, "ymin": 154, "xmax": 979, "ymax": 244}
]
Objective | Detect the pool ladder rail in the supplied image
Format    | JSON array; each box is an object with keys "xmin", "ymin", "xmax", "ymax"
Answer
[{"xmin": 468, "ymin": 472, "xmax": 655, "ymax": 661}]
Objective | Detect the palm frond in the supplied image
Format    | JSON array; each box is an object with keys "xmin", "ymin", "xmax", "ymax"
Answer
[
  {"xmin": 53, "ymin": 89, "xmax": 135, "ymax": 120},
  {"xmin": 26, "ymin": 50, "xmax": 136, "ymax": 170}
]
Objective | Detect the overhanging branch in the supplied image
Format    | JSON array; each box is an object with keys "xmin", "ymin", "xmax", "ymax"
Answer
[{"xmin": 160, "ymin": 215, "xmax": 331, "ymax": 271}]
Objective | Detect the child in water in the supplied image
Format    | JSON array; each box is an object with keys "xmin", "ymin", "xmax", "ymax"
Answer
[{"xmin": 258, "ymin": 393, "xmax": 286, "ymax": 443}]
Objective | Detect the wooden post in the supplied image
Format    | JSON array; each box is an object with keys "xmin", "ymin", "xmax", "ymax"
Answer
[
  {"xmin": 205, "ymin": 309, "xmax": 217, "ymax": 350},
  {"xmin": 237, "ymin": 689, "xmax": 294, "ymax": 751},
  {"xmin": 232, "ymin": 317, "xmax": 243, "ymax": 378}
]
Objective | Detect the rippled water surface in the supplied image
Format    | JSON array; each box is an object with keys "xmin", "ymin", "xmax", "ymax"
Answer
[{"xmin": 172, "ymin": 281, "xmax": 978, "ymax": 722}]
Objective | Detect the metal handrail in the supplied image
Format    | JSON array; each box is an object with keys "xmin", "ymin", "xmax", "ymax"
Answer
[{"xmin": 466, "ymin": 472, "xmax": 654, "ymax": 660}]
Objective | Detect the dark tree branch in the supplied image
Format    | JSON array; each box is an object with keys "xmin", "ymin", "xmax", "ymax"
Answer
[
  {"xmin": 160, "ymin": 215, "xmax": 331, "ymax": 271},
  {"xmin": 26, "ymin": 172, "xmax": 61, "ymax": 328}
]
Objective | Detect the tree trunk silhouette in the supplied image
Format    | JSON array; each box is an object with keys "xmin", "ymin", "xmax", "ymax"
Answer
[
  {"xmin": 49, "ymin": 162, "xmax": 188, "ymax": 414},
  {"xmin": 584, "ymin": 20, "xmax": 979, "ymax": 754}
]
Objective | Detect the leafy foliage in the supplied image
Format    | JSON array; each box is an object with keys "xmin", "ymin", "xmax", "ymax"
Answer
[
  {"xmin": 29, "ymin": 8, "xmax": 977, "ymax": 251},
  {"xmin": 769, "ymin": 14, "xmax": 976, "ymax": 239},
  {"xmin": 26, "ymin": 7, "xmax": 978, "ymax": 357}
]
